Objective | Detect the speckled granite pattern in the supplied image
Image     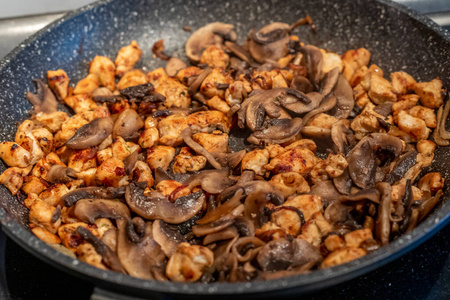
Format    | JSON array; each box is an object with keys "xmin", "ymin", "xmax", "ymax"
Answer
[{"xmin": 0, "ymin": 0, "xmax": 449, "ymax": 298}]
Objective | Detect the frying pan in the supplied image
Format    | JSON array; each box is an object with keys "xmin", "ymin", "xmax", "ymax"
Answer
[{"xmin": 0, "ymin": 0, "xmax": 449, "ymax": 299}]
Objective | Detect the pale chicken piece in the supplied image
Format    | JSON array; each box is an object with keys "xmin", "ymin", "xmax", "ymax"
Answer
[
  {"xmin": 192, "ymin": 131, "xmax": 229, "ymax": 153},
  {"xmin": 68, "ymin": 147, "xmax": 97, "ymax": 172},
  {"xmin": 76, "ymin": 168, "xmax": 98, "ymax": 186},
  {"xmin": 283, "ymin": 194, "xmax": 322, "ymax": 221},
  {"xmin": 34, "ymin": 111, "xmax": 69, "ymax": 133},
  {"xmin": 176, "ymin": 66, "xmax": 203, "ymax": 84},
  {"xmin": 54, "ymin": 114, "xmax": 89, "ymax": 147},
  {"xmin": 111, "ymin": 137, "xmax": 132, "ymax": 161},
  {"xmin": 311, "ymin": 212, "xmax": 332, "ymax": 236},
  {"xmin": 157, "ymin": 113, "xmax": 186, "ymax": 146},
  {"xmin": 284, "ymin": 139, "xmax": 317, "ymax": 153},
  {"xmin": 321, "ymin": 247, "xmax": 366, "ymax": 268},
  {"xmin": 225, "ymin": 80, "xmax": 252, "ymax": 106},
  {"xmin": 139, "ymin": 127, "xmax": 160, "ymax": 148},
  {"xmin": 277, "ymin": 54, "xmax": 295, "ymax": 68},
  {"xmin": 96, "ymin": 148, "xmax": 113, "ymax": 165},
  {"xmin": 199, "ymin": 45, "xmax": 230, "ymax": 69},
  {"xmin": 205, "ymin": 96, "xmax": 230, "ymax": 113},
  {"xmin": 321, "ymin": 51, "xmax": 344, "ymax": 74},
  {"xmin": 265, "ymin": 147, "xmax": 318, "ymax": 175},
  {"xmin": 269, "ymin": 172, "xmax": 310, "ymax": 198},
  {"xmin": 47, "ymin": 69, "xmax": 69, "ymax": 100},
  {"xmin": 117, "ymin": 69, "xmax": 148, "ymax": 90},
  {"xmin": 156, "ymin": 180, "xmax": 190, "ymax": 200},
  {"xmin": 148, "ymin": 68, "xmax": 190, "ymax": 108},
  {"xmin": 351, "ymin": 102, "xmax": 385, "ymax": 137},
  {"xmin": 73, "ymin": 74, "xmax": 99, "ymax": 95},
  {"xmin": 172, "ymin": 147, "xmax": 207, "ymax": 174},
  {"xmin": 297, "ymin": 219, "xmax": 321, "ymax": 247},
  {"xmin": 14, "ymin": 122, "xmax": 45, "ymax": 165},
  {"xmin": 0, "ymin": 166, "xmax": 31, "ymax": 195},
  {"xmin": 414, "ymin": 78, "xmax": 443, "ymax": 108},
  {"xmin": 77, "ymin": 243, "xmax": 108, "ymax": 270},
  {"xmin": 396, "ymin": 110, "xmax": 430, "ymax": 141},
  {"xmin": 31, "ymin": 227, "xmax": 61, "ymax": 244},
  {"xmin": 362, "ymin": 73, "xmax": 397, "ymax": 104},
  {"xmin": 250, "ymin": 70, "xmax": 274, "ymax": 90},
  {"xmin": 39, "ymin": 183, "xmax": 69, "ymax": 206},
  {"xmin": 144, "ymin": 116, "xmax": 158, "ymax": 129},
  {"xmin": 344, "ymin": 229, "xmax": 373, "ymax": 248},
  {"xmin": 368, "ymin": 64, "xmax": 383, "ymax": 77},
  {"xmin": 324, "ymin": 235, "xmax": 345, "ymax": 252},
  {"xmin": 115, "ymin": 40, "xmax": 143, "ymax": 76},
  {"xmin": 0, "ymin": 142, "xmax": 31, "ymax": 167},
  {"xmin": 200, "ymin": 67, "xmax": 233, "ymax": 99},
  {"xmin": 408, "ymin": 105, "xmax": 436, "ymax": 128},
  {"xmin": 94, "ymin": 218, "xmax": 115, "ymax": 238},
  {"xmin": 265, "ymin": 143, "xmax": 286, "ymax": 159},
  {"xmin": 58, "ymin": 222, "xmax": 97, "ymax": 252},
  {"xmin": 29, "ymin": 198, "xmax": 61, "ymax": 234},
  {"xmin": 24, "ymin": 192, "xmax": 39, "ymax": 209},
  {"xmin": 341, "ymin": 48, "xmax": 371, "ymax": 80},
  {"xmin": 32, "ymin": 152, "xmax": 65, "ymax": 181},
  {"xmin": 307, "ymin": 113, "xmax": 338, "ymax": 129},
  {"xmin": 309, "ymin": 159, "xmax": 329, "ymax": 184},
  {"xmin": 31, "ymin": 127, "xmax": 54, "ymax": 155},
  {"xmin": 418, "ymin": 172, "xmax": 444, "ymax": 195},
  {"xmin": 392, "ymin": 94, "xmax": 419, "ymax": 116},
  {"xmin": 271, "ymin": 73, "xmax": 288, "ymax": 88},
  {"xmin": 241, "ymin": 149, "xmax": 269, "ymax": 176},
  {"xmin": 89, "ymin": 55, "xmax": 116, "ymax": 91},
  {"xmin": 270, "ymin": 209, "xmax": 302, "ymax": 236},
  {"xmin": 390, "ymin": 71, "xmax": 417, "ymax": 95},
  {"xmin": 391, "ymin": 184, "xmax": 423, "ymax": 206},
  {"xmin": 325, "ymin": 153, "xmax": 348, "ymax": 178},
  {"xmin": 416, "ymin": 140, "xmax": 436, "ymax": 168},
  {"xmin": 21, "ymin": 176, "xmax": 47, "ymax": 195},
  {"xmin": 166, "ymin": 243, "xmax": 214, "ymax": 282},
  {"xmin": 63, "ymin": 93, "xmax": 98, "ymax": 114},
  {"xmin": 353, "ymin": 83, "xmax": 370, "ymax": 108},
  {"xmin": 146, "ymin": 146, "xmax": 175, "ymax": 170},
  {"xmin": 96, "ymin": 157, "xmax": 127, "ymax": 187},
  {"xmin": 131, "ymin": 161, "xmax": 154, "ymax": 188},
  {"xmin": 350, "ymin": 65, "xmax": 383, "ymax": 88}
]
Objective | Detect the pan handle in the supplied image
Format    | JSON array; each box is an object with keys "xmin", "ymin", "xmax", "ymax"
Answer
[{"xmin": 90, "ymin": 287, "xmax": 171, "ymax": 300}]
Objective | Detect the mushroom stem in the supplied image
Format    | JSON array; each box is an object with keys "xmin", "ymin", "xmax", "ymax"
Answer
[{"xmin": 375, "ymin": 182, "xmax": 392, "ymax": 246}]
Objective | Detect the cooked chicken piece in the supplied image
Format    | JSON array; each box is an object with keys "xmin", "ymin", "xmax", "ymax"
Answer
[
  {"xmin": 255, "ymin": 222, "xmax": 286, "ymax": 241},
  {"xmin": 148, "ymin": 68, "xmax": 190, "ymax": 108},
  {"xmin": 361, "ymin": 73, "xmax": 397, "ymax": 104},
  {"xmin": 408, "ymin": 105, "xmax": 436, "ymax": 128},
  {"xmin": 344, "ymin": 229, "xmax": 373, "ymax": 248},
  {"xmin": 392, "ymin": 94, "xmax": 419, "ymax": 116},
  {"xmin": 321, "ymin": 247, "xmax": 366, "ymax": 268},
  {"xmin": 96, "ymin": 148, "xmax": 113, "ymax": 165},
  {"xmin": 350, "ymin": 66, "xmax": 369, "ymax": 87},
  {"xmin": 54, "ymin": 115, "xmax": 89, "ymax": 147},
  {"xmin": 324, "ymin": 235, "xmax": 345, "ymax": 252},
  {"xmin": 156, "ymin": 180, "xmax": 190, "ymax": 201},
  {"xmin": 250, "ymin": 70, "xmax": 274, "ymax": 90},
  {"xmin": 111, "ymin": 137, "xmax": 133, "ymax": 161},
  {"xmin": 271, "ymin": 72, "xmax": 289, "ymax": 88},
  {"xmin": 265, "ymin": 147, "xmax": 318, "ymax": 175},
  {"xmin": 342, "ymin": 48, "xmax": 371, "ymax": 80},
  {"xmin": 200, "ymin": 45, "xmax": 230, "ymax": 69},
  {"xmin": 14, "ymin": 122, "xmax": 45, "ymax": 165},
  {"xmin": 89, "ymin": 56, "xmax": 116, "ymax": 91},
  {"xmin": 307, "ymin": 113, "xmax": 338, "ymax": 129},
  {"xmin": 117, "ymin": 69, "xmax": 148, "ymax": 90},
  {"xmin": 414, "ymin": 78, "xmax": 443, "ymax": 108},
  {"xmin": 225, "ymin": 80, "xmax": 252, "ymax": 106},
  {"xmin": 396, "ymin": 110, "xmax": 430, "ymax": 141},
  {"xmin": 115, "ymin": 40, "xmax": 143, "ymax": 76},
  {"xmin": 31, "ymin": 227, "xmax": 61, "ymax": 244},
  {"xmin": 265, "ymin": 143, "xmax": 286, "ymax": 159},
  {"xmin": 58, "ymin": 222, "xmax": 97, "ymax": 252},
  {"xmin": 309, "ymin": 159, "xmax": 329, "ymax": 184},
  {"xmin": 192, "ymin": 130, "xmax": 229, "ymax": 153},
  {"xmin": 205, "ymin": 96, "xmax": 230, "ymax": 114},
  {"xmin": 146, "ymin": 145, "xmax": 175, "ymax": 170},
  {"xmin": 241, "ymin": 149, "xmax": 270, "ymax": 176},
  {"xmin": 108, "ymin": 99, "xmax": 131, "ymax": 114},
  {"xmin": 269, "ymin": 172, "xmax": 310, "ymax": 198},
  {"xmin": 184, "ymin": 110, "xmax": 231, "ymax": 132},
  {"xmin": 283, "ymin": 194, "xmax": 322, "ymax": 221},
  {"xmin": 166, "ymin": 243, "xmax": 214, "ymax": 282},
  {"xmin": 176, "ymin": 66, "xmax": 203, "ymax": 84},
  {"xmin": 139, "ymin": 127, "xmax": 160, "ymax": 149},
  {"xmin": 416, "ymin": 140, "xmax": 436, "ymax": 168},
  {"xmin": 351, "ymin": 102, "xmax": 385, "ymax": 138},
  {"xmin": 200, "ymin": 68, "xmax": 233, "ymax": 99},
  {"xmin": 73, "ymin": 74, "xmax": 99, "ymax": 95},
  {"xmin": 76, "ymin": 168, "xmax": 98, "ymax": 187},
  {"xmin": 68, "ymin": 147, "xmax": 97, "ymax": 172},
  {"xmin": 390, "ymin": 71, "xmax": 416, "ymax": 95},
  {"xmin": 173, "ymin": 147, "xmax": 207, "ymax": 174},
  {"xmin": 0, "ymin": 167, "xmax": 30, "ymax": 195},
  {"xmin": 31, "ymin": 127, "xmax": 54, "ymax": 155},
  {"xmin": 297, "ymin": 219, "xmax": 321, "ymax": 247},
  {"xmin": 96, "ymin": 157, "xmax": 127, "ymax": 187},
  {"xmin": 157, "ymin": 114, "xmax": 186, "ymax": 146},
  {"xmin": 0, "ymin": 142, "xmax": 32, "ymax": 167},
  {"xmin": 32, "ymin": 152, "xmax": 65, "ymax": 181},
  {"xmin": 311, "ymin": 211, "xmax": 332, "ymax": 236},
  {"xmin": 64, "ymin": 93, "xmax": 98, "ymax": 114},
  {"xmin": 47, "ymin": 69, "xmax": 69, "ymax": 99},
  {"xmin": 325, "ymin": 153, "xmax": 348, "ymax": 178},
  {"xmin": 418, "ymin": 172, "xmax": 444, "ymax": 195},
  {"xmin": 77, "ymin": 243, "xmax": 108, "ymax": 270},
  {"xmin": 270, "ymin": 208, "xmax": 302, "ymax": 236},
  {"xmin": 29, "ymin": 198, "xmax": 61, "ymax": 234},
  {"xmin": 131, "ymin": 161, "xmax": 154, "ymax": 188},
  {"xmin": 321, "ymin": 51, "xmax": 344, "ymax": 74},
  {"xmin": 39, "ymin": 183, "xmax": 69, "ymax": 207}
]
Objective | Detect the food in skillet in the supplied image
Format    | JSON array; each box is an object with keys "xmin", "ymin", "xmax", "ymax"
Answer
[{"xmin": 0, "ymin": 16, "xmax": 447, "ymax": 282}]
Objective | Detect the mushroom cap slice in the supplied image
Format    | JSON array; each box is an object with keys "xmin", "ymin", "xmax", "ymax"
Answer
[
  {"xmin": 26, "ymin": 79, "xmax": 58, "ymax": 114},
  {"xmin": 185, "ymin": 22, "xmax": 237, "ymax": 62},
  {"xmin": 73, "ymin": 199, "xmax": 131, "ymax": 223},
  {"xmin": 165, "ymin": 57, "xmax": 187, "ymax": 77},
  {"xmin": 248, "ymin": 22, "xmax": 291, "ymax": 63},
  {"xmin": 330, "ymin": 74, "xmax": 354, "ymax": 119},
  {"xmin": 184, "ymin": 169, "xmax": 235, "ymax": 194},
  {"xmin": 47, "ymin": 165, "xmax": 77, "ymax": 183},
  {"xmin": 61, "ymin": 186, "xmax": 126, "ymax": 207},
  {"xmin": 66, "ymin": 117, "xmax": 114, "ymax": 149},
  {"xmin": 152, "ymin": 219, "xmax": 186, "ymax": 258},
  {"xmin": 300, "ymin": 45, "xmax": 323, "ymax": 88},
  {"xmin": 347, "ymin": 140, "xmax": 377, "ymax": 189},
  {"xmin": 125, "ymin": 182, "xmax": 205, "ymax": 224},
  {"xmin": 248, "ymin": 118, "xmax": 303, "ymax": 144}
]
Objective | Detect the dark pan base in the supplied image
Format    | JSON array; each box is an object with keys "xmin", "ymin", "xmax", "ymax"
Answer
[{"xmin": 0, "ymin": 0, "xmax": 449, "ymax": 298}]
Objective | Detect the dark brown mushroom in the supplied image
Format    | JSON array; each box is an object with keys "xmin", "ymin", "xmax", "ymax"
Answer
[
  {"xmin": 125, "ymin": 182, "xmax": 205, "ymax": 224},
  {"xmin": 299, "ymin": 45, "xmax": 323, "ymax": 88},
  {"xmin": 220, "ymin": 180, "xmax": 284, "ymax": 205},
  {"xmin": 347, "ymin": 140, "xmax": 377, "ymax": 189},
  {"xmin": 152, "ymin": 219, "xmax": 186, "ymax": 258},
  {"xmin": 373, "ymin": 102, "xmax": 393, "ymax": 117},
  {"xmin": 196, "ymin": 189, "xmax": 244, "ymax": 225},
  {"xmin": 333, "ymin": 168, "xmax": 353, "ymax": 195},
  {"xmin": 310, "ymin": 180, "xmax": 341, "ymax": 206},
  {"xmin": 203, "ymin": 226, "xmax": 239, "ymax": 245},
  {"xmin": 184, "ymin": 170, "xmax": 235, "ymax": 195},
  {"xmin": 339, "ymin": 187, "xmax": 380, "ymax": 204},
  {"xmin": 187, "ymin": 67, "xmax": 212, "ymax": 96},
  {"xmin": 65, "ymin": 117, "xmax": 114, "ymax": 149},
  {"xmin": 320, "ymin": 67, "xmax": 340, "ymax": 96},
  {"xmin": 331, "ymin": 119, "xmax": 353, "ymax": 154},
  {"xmin": 433, "ymin": 101, "xmax": 450, "ymax": 146},
  {"xmin": 290, "ymin": 76, "xmax": 313, "ymax": 93},
  {"xmin": 26, "ymin": 79, "xmax": 58, "ymax": 113},
  {"xmin": 165, "ymin": 57, "xmax": 187, "ymax": 77},
  {"xmin": 76, "ymin": 226, "xmax": 125, "ymax": 273},
  {"xmin": 61, "ymin": 186, "xmax": 126, "ymax": 207},
  {"xmin": 47, "ymin": 165, "xmax": 77, "ymax": 183},
  {"xmin": 185, "ymin": 23, "xmax": 237, "ymax": 62},
  {"xmin": 112, "ymin": 109, "xmax": 144, "ymax": 139},
  {"xmin": 375, "ymin": 182, "xmax": 392, "ymax": 246},
  {"xmin": 152, "ymin": 39, "xmax": 171, "ymax": 60},
  {"xmin": 384, "ymin": 150, "xmax": 417, "ymax": 184},
  {"xmin": 302, "ymin": 95, "xmax": 337, "ymax": 125},
  {"xmin": 211, "ymin": 150, "xmax": 246, "ymax": 169},
  {"xmin": 123, "ymin": 149, "xmax": 140, "ymax": 175},
  {"xmin": 248, "ymin": 22, "xmax": 291, "ymax": 63},
  {"xmin": 116, "ymin": 218, "xmax": 166, "ymax": 279},
  {"xmin": 279, "ymin": 92, "xmax": 323, "ymax": 114},
  {"xmin": 224, "ymin": 41, "xmax": 255, "ymax": 66},
  {"xmin": 248, "ymin": 118, "xmax": 303, "ymax": 144},
  {"xmin": 330, "ymin": 74, "xmax": 354, "ymax": 119},
  {"xmin": 73, "ymin": 199, "xmax": 131, "ymax": 223}
]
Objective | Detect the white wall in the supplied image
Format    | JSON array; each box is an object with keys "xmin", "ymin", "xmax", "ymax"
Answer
[{"xmin": 0, "ymin": 0, "xmax": 97, "ymax": 19}]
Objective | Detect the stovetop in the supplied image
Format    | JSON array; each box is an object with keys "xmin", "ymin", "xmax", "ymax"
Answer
[{"xmin": 0, "ymin": 2, "xmax": 449, "ymax": 299}]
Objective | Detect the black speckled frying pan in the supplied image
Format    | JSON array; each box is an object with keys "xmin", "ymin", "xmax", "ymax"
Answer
[{"xmin": 0, "ymin": 0, "xmax": 449, "ymax": 298}]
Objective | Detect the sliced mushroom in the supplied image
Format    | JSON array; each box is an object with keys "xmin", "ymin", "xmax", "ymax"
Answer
[
  {"xmin": 47, "ymin": 165, "xmax": 77, "ymax": 183},
  {"xmin": 231, "ymin": 236, "xmax": 265, "ymax": 263},
  {"xmin": 211, "ymin": 150, "xmax": 246, "ymax": 169},
  {"xmin": 196, "ymin": 189, "xmax": 244, "ymax": 225},
  {"xmin": 320, "ymin": 67, "xmax": 340, "ymax": 96},
  {"xmin": 333, "ymin": 168, "xmax": 353, "ymax": 195},
  {"xmin": 330, "ymin": 74, "xmax": 354, "ymax": 119},
  {"xmin": 185, "ymin": 23, "xmax": 237, "ymax": 62},
  {"xmin": 26, "ymin": 79, "xmax": 58, "ymax": 113},
  {"xmin": 248, "ymin": 118, "xmax": 303, "ymax": 144},
  {"xmin": 418, "ymin": 190, "xmax": 443, "ymax": 222},
  {"xmin": 73, "ymin": 199, "xmax": 131, "ymax": 223},
  {"xmin": 220, "ymin": 180, "xmax": 284, "ymax": 205},
  {"xmin": 125, "ymin": 182, "xmax": 205, "ymax": 224},
  {"xmin": 433, "ymin": 101, "xmax": 450, "ymax": 146},
  {"xmin": 339, "ymin": 187, "xmax": 380, "ymax": 204},
  {"xmin": 290, "ymin": 76, "xmax": 313, "ymax": 93},
  {"xmin": 279, "ymin": 92, "xmax": 323, "ymax": 115},
  {"xmin": 375, "ymin": 182, "xmax": 392, "ymax": 246},
  {"xmin": 184, "ymin": 170, "xmax": 235, "ymax": 195},
  {"xmin": 347, "ymin": 140, "xmax": 377, "ymax": 189},
  {"xmin": 181, "ymin": 127, "xmax": 222, "ymax": 170},
  {"xmin": 300, "ymin": 45, "xmax": 323, "ymax": 88},
  {"xmin": 66, "ymin": 117, "xmax": 114, "ymax": 149},
  {"xmin": 203, "ymin": 226, "xmax": 239, "ymax": 245},
  {"xmin": 302, "ymin": 95, "xmax": 337, "ymax": 125},
  {"xmin": 113, "ymin": 109, "xmax": 144, "ymax": 139},
  {"xmin": 123, "ymin": 149, "xmax": 140, "ymax": 175},
  {"xmin": 373, "ymin": 102, "xmax": 393, "ymax": 117},
  {"xmin": 331, "ymin": 119, "xmax": 353, "ymax": 154},
  {"xmin": 152, "ymin": 219, "xmax": 186, "ymax": 258},
  {"xmin": 248, "ymin": 22, "xmax": 291, "ymax": 63},
  {"xmin": 187, "ymin": 67, "xmax": 212, "ymax": 96},
  {"xmin": 61, "ymin": 186, "xmax": 126, "ymax": 207},
  {"xmin": 384, "ymin": 150, "xmax": 417, "ymax": 184},
  {"xmin": 165, "ymin": 57, "xmax": 188, "ymax": 77},
  {"xmin": 310, "ymin": 180, "xmax": 341, "ymax": 206}
]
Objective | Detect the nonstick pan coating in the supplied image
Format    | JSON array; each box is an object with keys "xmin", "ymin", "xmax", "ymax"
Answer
[{"xmin": 0, "ymin": 0, "xmax": 449, "ymax": 298}]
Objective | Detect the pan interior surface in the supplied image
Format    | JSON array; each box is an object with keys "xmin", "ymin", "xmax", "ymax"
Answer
[{"xmin": 0, "ymin": 0, "xmax": 449, "ymax": 297}]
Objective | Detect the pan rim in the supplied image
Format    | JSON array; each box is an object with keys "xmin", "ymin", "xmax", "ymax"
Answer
[{"xmin": 0, "ymin": 0, "xmax": 449, "ymax": 296}]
